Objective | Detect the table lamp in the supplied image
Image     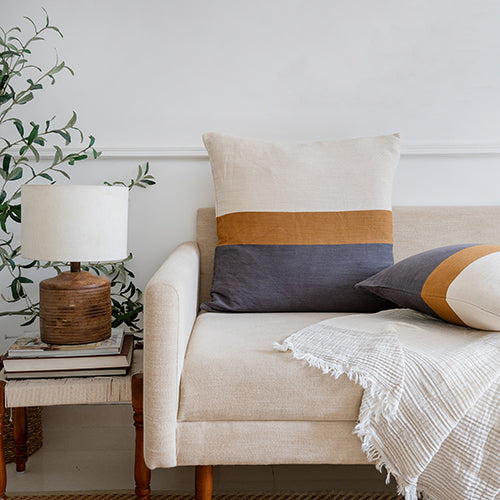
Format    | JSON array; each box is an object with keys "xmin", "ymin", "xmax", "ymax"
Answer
[{"xmin": 21, "ymin": 185, "xmax": 128, "ymax": 345}]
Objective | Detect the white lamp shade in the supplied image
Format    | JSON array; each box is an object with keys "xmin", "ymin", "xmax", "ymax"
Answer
[{"xmin": 21, "ymin": 185, "xmax": 128, "ymax": 262}]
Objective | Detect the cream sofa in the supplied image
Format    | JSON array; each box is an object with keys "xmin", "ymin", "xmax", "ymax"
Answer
[{"xmin": 132, "ymin": 205, "xmax": 500, "ymax": 500}]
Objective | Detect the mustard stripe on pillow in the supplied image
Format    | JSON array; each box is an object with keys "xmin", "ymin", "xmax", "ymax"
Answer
[{"xmin": 216, "ymin": 210, "xmax": 393, "ymax": 246}]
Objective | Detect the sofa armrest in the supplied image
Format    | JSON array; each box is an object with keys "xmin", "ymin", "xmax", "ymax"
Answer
[{"xmin": 143, "ymin": 241, "xmax": 200, "ymax": 469}]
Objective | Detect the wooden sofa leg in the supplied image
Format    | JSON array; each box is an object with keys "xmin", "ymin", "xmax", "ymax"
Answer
[
  {"xmin": 132, "ymin": 373, "xmax": 151, "ymax": 500},
  {"xmin": 195, "ymin": 465, "xmax": 213, "ymax": 500}
]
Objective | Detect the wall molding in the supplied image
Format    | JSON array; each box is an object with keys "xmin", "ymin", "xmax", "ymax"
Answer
[{"xmin": 38, "ymin": 143, "xmax": 500, "ymax": 161}]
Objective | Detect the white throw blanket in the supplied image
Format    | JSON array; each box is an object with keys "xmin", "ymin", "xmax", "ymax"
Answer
[{"xmin": 275, "ymin": 309, "xmax": 500, "ymax": 500}]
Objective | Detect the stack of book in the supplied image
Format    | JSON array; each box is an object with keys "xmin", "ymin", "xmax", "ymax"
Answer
[{"xmin": 2, "ymin": 330, "xmax": 134, "ymax": 379}]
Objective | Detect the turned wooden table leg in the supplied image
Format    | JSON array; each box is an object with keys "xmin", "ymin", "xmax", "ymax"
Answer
[
  {"xmin": 195, "ymin": 465, "xmax": 213, "ymax": 500},
  {"xmin": 13, "ymin": 407, "xmax": 27, "ymax": 473},
  {"xmin": 0, "ymin": 381, "xmax": 7, "ymax": 499},
  {"xmin": 132, "ymin": 373, "xmax": 151, "ymax": 500}
]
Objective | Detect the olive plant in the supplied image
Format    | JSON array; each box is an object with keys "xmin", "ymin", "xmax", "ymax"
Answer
[{"xmin": 0, "ymin": 11, "xmax": 155, "ymax": 331}]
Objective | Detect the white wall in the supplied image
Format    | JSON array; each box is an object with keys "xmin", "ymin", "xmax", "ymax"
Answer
[{"xmin": 2, "ymin": 0, "xmax": 500, "ymax": 337}]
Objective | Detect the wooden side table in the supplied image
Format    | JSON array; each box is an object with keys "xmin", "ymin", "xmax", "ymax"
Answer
[{"xmin": 0, "ymin": 349, "xmax": 142, "ymax": 499}]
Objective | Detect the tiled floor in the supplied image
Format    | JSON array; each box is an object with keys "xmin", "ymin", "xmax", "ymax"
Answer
[{"xmin": 6, "ymin": 404, "xmax": 398, "ymax": 495}]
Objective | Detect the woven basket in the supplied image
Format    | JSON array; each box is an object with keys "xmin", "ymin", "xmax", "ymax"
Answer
[{"xmin": 2, "ymin": 407, "xmax": 43, "ymax": 463}]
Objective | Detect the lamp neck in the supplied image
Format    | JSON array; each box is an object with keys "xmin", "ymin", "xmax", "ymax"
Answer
[{"xmin": 70, "ymin": 262, "xmax": 81, "ymax": 273}]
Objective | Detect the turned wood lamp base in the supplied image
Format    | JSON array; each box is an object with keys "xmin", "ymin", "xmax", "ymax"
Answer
[{"xmin": 39, "ymin": 262, "xmax": 112, "ymax": 345}]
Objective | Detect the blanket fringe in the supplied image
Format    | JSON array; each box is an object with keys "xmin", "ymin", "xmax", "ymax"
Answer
[
  {"xmin": 274, "ymin": 340, "xmax": 398, "ymax": 418},
  {"xmin": 275, "ymin": 338, "xmax": 421, "ymax": 500}
]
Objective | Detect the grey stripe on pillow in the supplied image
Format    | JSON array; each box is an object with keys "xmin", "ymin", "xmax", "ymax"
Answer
[
  {"xmin": 356, "ymin": 243, "xmax": 477, "ymax": 317},
  {"xmin": 202, "ymin": 244, "xmax": 395, "ymax": 312}
]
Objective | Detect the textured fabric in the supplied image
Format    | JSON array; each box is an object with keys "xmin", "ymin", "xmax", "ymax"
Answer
[
  {"xmin": 143, "ymin": 242, "xmax": 200, "ymax": 469},
  {"xmin": 3, "ymin": 350, "xmax": 142, "ymax": 408},
  {"xmin": 178, "ymin": 312, "xmax": 362, "ymax": 421},
  {"xmin": 9, "ymin": 492, "xmax": 404, "ymax": 499},
  {"xmin": 210, "ymin": 245, "xmax": 393, "ymax": 312},
  {"xmin": 177, "ymin": 421, "xmax": 368, "ymax": 465},
  {"xmin": 197, "ymin": 206, "xmax": 500, "ymax": 305},
  {"xmin": 357, "ymin": 244, "xmax": 500, "ymax": 329},
  {"xmin": 201, "ymin": 132, "xmax": 400, "ymax": 312},
  {"xmin": 277, "ymin": 309, "xmax": 500, "ymax": 500}
]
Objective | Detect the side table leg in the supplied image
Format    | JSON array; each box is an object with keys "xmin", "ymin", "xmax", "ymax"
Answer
[
  {"xmin": 0, "ymin": 381, "xmax": 7, "ymax": 499},
  {"xmin": 132, "ymin": 373, "xmax": 151, "ymax": 500},
  {"xmin": 13, "ymin": 407, "xmax": 27, "ymax": 473}
]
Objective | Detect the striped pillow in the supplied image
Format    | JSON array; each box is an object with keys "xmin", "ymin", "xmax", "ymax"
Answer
[
  {"xmin": 357, "ymin": 244, "xmax": 500, "ymax": 330},
  {"xmin": 201, "ymin": 132, "xmax": 401, "ymax": 312}
]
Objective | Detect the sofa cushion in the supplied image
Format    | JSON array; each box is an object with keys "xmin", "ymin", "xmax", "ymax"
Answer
[
  {"xmin": 178, "ymin": 311, "xmax": 363, "ymax": 422},
  {"xmin": 201, "ymin": 132, "xmax": 401, "ymax": 313},
  {"xmin": 357, "ymin": 244, "xmax": 500, "ymax": 330}
]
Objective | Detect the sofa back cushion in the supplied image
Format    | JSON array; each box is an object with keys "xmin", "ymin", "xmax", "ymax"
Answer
[
  {"xmin": 197, "ymin": 206, "xmax": 500, "ymax": 306},
  {"xmin": 201, "ymin": 132, "xmax": 400, "ymax": 312}
]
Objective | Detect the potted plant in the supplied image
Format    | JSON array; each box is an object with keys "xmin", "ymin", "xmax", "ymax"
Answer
[{"xmin": 0, "ymin": 10, "xmax": 155, "ymax": 332}]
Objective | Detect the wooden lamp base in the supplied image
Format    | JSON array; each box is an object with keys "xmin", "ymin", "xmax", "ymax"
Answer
[{"xmin": 39, "ymin": 266, "xmax": 111, "ymax": 345}]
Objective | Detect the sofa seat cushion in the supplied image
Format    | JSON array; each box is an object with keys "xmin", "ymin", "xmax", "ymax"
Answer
[{"xmin": 178, "ymin": 312, "xmax": 363, "ymax": 422}]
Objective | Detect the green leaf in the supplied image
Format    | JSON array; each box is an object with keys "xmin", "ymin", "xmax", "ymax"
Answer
[
  {"xmin": 10, "ymin": 280, "xmax": 20, "ymax": 300},
  {"xmin": 29, "ymin": 145, "xmax": 40, "ymax": 162},
  {"xmin": 52, "ymin": 168, "xmax": 71, "ymax": 180},
  {"xmin": 53, "ymin": 130, "xmax": 71, "ymax": 144},
  {"xmin": 17, "ymin": 92, "xmax": 34, "ymax": 105},
  {"xmin": 18, "ymin": 276, "xmax": 33, "ymax": 284},
  {"xmin": 48, "ymin": 25, "xmax": 64, "ymax": 38},
  {"xmin": 5, "ymin": 26, "xmax": 21, "ymax": 34},
  {"xmin": 52, "ymin": 145, "xmax": 63, "ymax": 166},
  {"xmin": 0, "ymin": 50, "xmax": 19, "ymax": 59},
  {"xmin": 20, "ymin": 315, "xmax": 37, "ymax": 327},
  {"xmin": 27, "ymin": 124, "xmax": 39, "ymax": 145},
  {"xmin": 0, "ymin": 191, "xmax": 6, "ymax": 204},
  {"xmin": 49, "ymin": 61, "xmax": 65, "ymax": 75},
  {"xmin": 20, "ymin": 260, "xmax": 37, "ymax": 269},
  {"xmin": 39, "ymin": 172, "xmax": 53, "ymax": 181},
  {"xmin": 13, "ymin": 119, "xmax": 24, "ymax": 137},
  {"xmin": 7, "ymin": 167, "xmax": 22, "ymax": 180},
  {"xmin": 9, "ymin": 204, "xmax": 21, "ymax": 223},
  {"xmin": 26, "ymin": 78, "xmax": 43, "ymax": 90},
  {"xmin": 23, "ymin": 16, "xmax": 37, "ymax": 32},
  {"xmin": 65, "ymin": 111, "xmax": 77, "ymax": 129},
  {"xmin": 2, "ymin": 154, "xmax": 11, "ymax": 173},
  {"xmin": 42, "ymin": 7, "xmax": 50, "ymax": 27},
  {"xmin": 0, "ymin": 92, "xmax": 14, "ymax": 104}
]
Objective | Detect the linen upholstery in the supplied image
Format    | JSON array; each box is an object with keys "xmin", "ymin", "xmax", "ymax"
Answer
[
  {"xmin": 176, "ymin": 421, "xmax": 368, "ymax": 465},
  {"xmin": 358, "ymin": 244, "xmax": 500, "ymax": 330},
  {"xmin": 144, "ymin": 205, "xmax": 500, "ymax": 469},
  {"xmin": 143, "ymin": 241, "xmax": 200, "ymax": 469},
  {"xmin": 178, "ymin": 312, "xmax": 362, "ymax": 422},
  {"xmin": 201, "ymin": 132, "xmax": 400, "ymax": 313}
]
